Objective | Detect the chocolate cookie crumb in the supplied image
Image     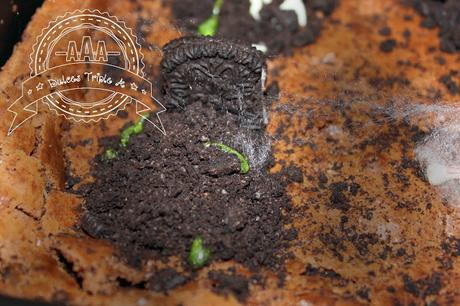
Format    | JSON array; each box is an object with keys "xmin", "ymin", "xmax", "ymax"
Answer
[
  {"xmin": 439, "ymin": 71, "xmax": 460, "ymax": 95},
  {"xmin": 208, "ymin": 270, "xmax": 250, "ymax": 302},
  {"xmin": 403, "ymin": 273, "xmax": 443, "ymax": 298},
  {"xmin": 409, "ymin": 0, "xmax": 460, "ymax": 53},
  {"xmin": 329, "ymin": 182, "xmax": 351, "ymax": 211},
  {"xmin": 148, "ymin": 269, "xmax": 188, "ymax": 292},
  {"xmin": 379, "ymin": 39, "xmax": 397, "ymax": 53},
  {"xmin": 378, "ymin": 26, "xmax": 391, "ymax": 36}
]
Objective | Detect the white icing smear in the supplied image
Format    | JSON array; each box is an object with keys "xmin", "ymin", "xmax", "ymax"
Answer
[
  {"xmin": 250, "ymin": 0, "xmax": 308, "ymax": 27},
  {"xmin": 280, "ymin": 0, "xmax": 308, "ymax": 27},
  {"xmin": 249, "ymin": 0, "xmax": 273, "ymax": 21},
  {"xmin": 252, "ymin": 42, "xmax": 268, "ymax": 53}
]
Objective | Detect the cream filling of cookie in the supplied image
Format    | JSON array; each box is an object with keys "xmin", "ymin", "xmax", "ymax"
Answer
[
  {"xmin": 249, "ymin": 0, "xmax": 273, "ymax": 21},
  {"xmin": 280, "ymin": 0, "xmax": 307, "ymax": 26},
  {"xmin": 252, "ymin": 42, "xmax": 268, "ymax": 53}
]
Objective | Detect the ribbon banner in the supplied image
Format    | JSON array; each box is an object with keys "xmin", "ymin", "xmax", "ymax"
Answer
[{"xmin": 7, "ymin": 10, "xmax": 165, "ymax": 135}]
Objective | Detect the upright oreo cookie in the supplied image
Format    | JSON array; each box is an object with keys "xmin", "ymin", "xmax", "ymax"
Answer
[{"xmin": 160, "ymin": 36, "xmax": 267, "ymax": 122}]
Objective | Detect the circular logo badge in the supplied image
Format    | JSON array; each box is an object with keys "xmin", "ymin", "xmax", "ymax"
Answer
[
  {"xmin": 32, "ymin": 9, "xmax": 143, "ymax": 120},
  {"xmin": 8, "ymin": 9, "xmax": 165, "ymax": 135}
]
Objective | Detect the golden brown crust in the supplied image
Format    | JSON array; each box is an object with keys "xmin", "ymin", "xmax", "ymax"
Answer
[{"xmin": 0, "ymin": 0, "xmax": 458, "ymax": 305}]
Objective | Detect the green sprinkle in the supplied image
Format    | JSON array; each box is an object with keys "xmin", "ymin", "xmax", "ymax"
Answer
[
  {"xmin": 197, "ymin": 0, "xmax": 224, "ymax": 36},
  {"xmin": 119, "ymin": 115, "xmax": 149, "ymax": 147},
  {"xmin": 188, "ymin": 237, "xmax": 211, "ymax": 269},
  {"xmin": 103, "ymin": 148, "xmax": 118, "ymax": 161},
  {"xmin": 204, "ymin": 142, "xmax": 250, "ymax": 174},
  {"xmin": 198, "ymin": 15, "xmax": 219, "ymax": 36},
  {"xmin": 101, "ymin": 114, "xmax": 149, "ymax": 161},
  {"xmin": 213, "ymin": 0, "xmax": 224, "ymax": 12}
]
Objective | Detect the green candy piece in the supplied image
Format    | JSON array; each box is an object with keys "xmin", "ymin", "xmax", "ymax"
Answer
[
  {"xmin": 101, "ymin": 114, "xmax": 149, "ymax": 161},
  {"xmin": 198, "ymin": 15, "xmax": 219, "ymax": 37},
  {"xmin": 205, "ymin": 142, "xmax": 250, "ymax": 174},
  {"xmin": 120, "ymin": 115, "xmax": 148, "ymax": 147},
  {"xmin": 188, "ymin": 237, "xmax": 211, "ymax": 269},
  {"xmin": 197, "ymin": 0, "xmax": 224, "ymax": 37},
  {"xmin": 103, "ymin": 148, "xmax": 118, "ymax": 160}
]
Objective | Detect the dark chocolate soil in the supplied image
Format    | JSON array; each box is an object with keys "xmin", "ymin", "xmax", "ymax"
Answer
[
  {"xmin": 79, "ymin": 99, "xmax": 298, "ymax": 294},
  {"xmin": 169, "ymin": 0, "xmax": 339, "ymax": 55},
  {"xmin": 409, "ymin": 0, "xmax": 460, "ymax": 53}
]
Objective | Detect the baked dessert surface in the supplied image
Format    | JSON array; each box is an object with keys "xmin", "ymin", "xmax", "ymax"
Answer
[{"xmin": 0, "ymin": 0, "xmax": 458, "ymax": 305}]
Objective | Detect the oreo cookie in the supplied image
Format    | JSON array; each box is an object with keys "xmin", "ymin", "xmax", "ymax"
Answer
[{"xmin": 160, "ymin": 36, "xmax": 267, "ymax": 127}]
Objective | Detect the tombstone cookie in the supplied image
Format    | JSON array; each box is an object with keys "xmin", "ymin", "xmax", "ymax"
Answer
[{"xmin": 160, "ymin": 36, "xmax": 267, "ymax": 125}]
